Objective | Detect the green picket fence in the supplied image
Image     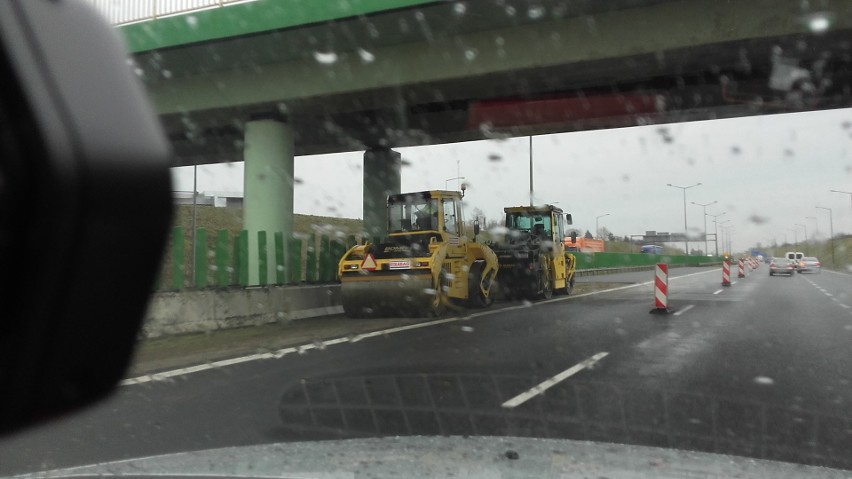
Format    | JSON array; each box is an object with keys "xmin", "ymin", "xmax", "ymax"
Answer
[
  {"xmin": 160, "ymin": 233, "xmax": 719, "ymax": 291},
  {"xmin": 159, "ymin": 227, "xmax": 359, "ymax": 291}
]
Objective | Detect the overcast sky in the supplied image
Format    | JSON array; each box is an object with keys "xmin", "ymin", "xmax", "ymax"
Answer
[{"xmin": 173, "ymin": 107, "xmax": 852, "ymax": 253}]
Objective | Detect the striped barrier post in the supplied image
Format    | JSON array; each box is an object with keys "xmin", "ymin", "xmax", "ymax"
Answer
[
  {"xmin": 722, "ymin": 259, "xmax": 731, "ymax": 286},
  {"xmin": 649, "ymin": 263, "xmax": 672, "ymax": 314},
  {"xmin": 737, "ymin": 258, "xmax": 746, "ymax": 278}
]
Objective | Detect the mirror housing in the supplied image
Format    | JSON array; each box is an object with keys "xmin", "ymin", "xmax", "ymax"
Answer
[
  {"xmin": 0, "ymin": 0, "xmax": 172, "ymax": 435},
  {"xmin": 473, "ymin": 219, "xmax": 480, "ymax": 237},
  {"xmin": 565, "ymin": 214, "xmax": 573, "ymax": 225}
]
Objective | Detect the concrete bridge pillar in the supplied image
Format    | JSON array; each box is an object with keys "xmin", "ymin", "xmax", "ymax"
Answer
[
  {"xmin": 363, "ymin": 148, "xmax": 401, "ymax": 240},
  {"xmin": 244, "ymin": 119, "xmax": 294, "ymax": 285}
]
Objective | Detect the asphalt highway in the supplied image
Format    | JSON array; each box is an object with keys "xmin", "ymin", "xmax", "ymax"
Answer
[{"xmin": 2, "ymin": 266, "xmax": 851, "ymax": 474}]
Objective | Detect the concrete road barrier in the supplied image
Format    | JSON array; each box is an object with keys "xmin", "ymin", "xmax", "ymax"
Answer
[{"xmin": 142, "ymin": 263, "xmax": 721, "ymax": 338}]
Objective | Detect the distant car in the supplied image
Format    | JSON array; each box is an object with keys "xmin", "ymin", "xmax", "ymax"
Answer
[
  {"xmin": 769, "ymin": 257, "xmax": 796, "ymax": 276},
  {"xmin": 797, "ymin": 256, "xmax": 821, "ymax": 273}
]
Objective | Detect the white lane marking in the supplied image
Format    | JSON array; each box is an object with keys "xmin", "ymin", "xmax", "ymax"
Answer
[
  {"xmin": 840, "ymin": 304, "xmax": 851, "ymax": 309},
  {"xmin": 123, "ymin": 268, "xmax": 719, "ymax": 387},
  {"xmin": 825, "ymin": 293, "xmax": 834, "ymax": 297},
  {"xmin": 713, "ymin": 289, "xmax": 724, "ymax": 295},
  {"xmin": 673, "ymin": 304, "xmax": 695, "ymax": 316},
  {"xmin": 732, "ymin": 281, "xmax": 738, "ymax": 285},
  {"xmin": 501, "ymin": 352, "xmax": 609, "ymax": 409}
]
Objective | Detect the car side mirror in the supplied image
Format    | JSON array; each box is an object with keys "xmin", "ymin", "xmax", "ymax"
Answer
[
  {"xmin": 565, "ymin": 214, "xmax": 573, "ymax": 225},
  {"xmin": 571, "ymin": 231, "xmax": 578, "ymax": 243},
  {"xmin": 0, "ymin": 0, "xmax": 172, "ymax": 435},
  {"xmin": 473, "ymin": 219, "xmax": 480, "ymax": 237}
]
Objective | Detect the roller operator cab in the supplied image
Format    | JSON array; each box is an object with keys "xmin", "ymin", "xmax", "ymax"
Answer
[
  {"xmin": 338, "ymin": 190, "xmax": 498, "ymax": 318},
  {"xmin": 491, "ymin": 205, "xmax": 577, "ymax": 300}
]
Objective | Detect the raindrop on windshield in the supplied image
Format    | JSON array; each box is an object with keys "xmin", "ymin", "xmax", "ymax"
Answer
[
  {"xmin": 312, "ymin": 51, "xmax": 339, "ymax": 65},
  {"xmin": 464, "ymin": 48, "xmax": 478, "ymax": 61},
  {"xmin": 488, "ymin": 153, "xmax": 502, "ymax": 162},
  {"xmin": 357, "ymin": 48, "xmax": 376, "ymax": 63},
  {"xmin": 185, "ymin": 15, "xmax": 198, "ymax": 28},
  {"xmin": 527, "ymin": 5, "xmax": 545, "ymax": 19},
  {"xmin": 453, "ymin": 2, "xmax": 467, "ymax": 15},
  {"xmin": 161, "ymin": 69, "xmax": 173, "ymax": 79},
  {"xmin": 505, "ymin": 6, "xmax": 516, "ymax": 16}
]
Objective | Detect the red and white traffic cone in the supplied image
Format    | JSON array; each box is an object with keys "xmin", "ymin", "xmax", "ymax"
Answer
[
  {"xmin": 737, "ymin": 259, "xmax": 746, "ymax": 278},
  {"xmin": 650, "ymin": 263, "xmax": 673, "ymax": 314},
  {"xmin": 722, "ymin": 259, "xmax": 731, "ymax": 286}
]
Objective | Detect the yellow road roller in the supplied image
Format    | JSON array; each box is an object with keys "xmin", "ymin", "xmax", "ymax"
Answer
[{"xmin": 338, "ymin": 190, "xmax": 498, "ymax": 317}]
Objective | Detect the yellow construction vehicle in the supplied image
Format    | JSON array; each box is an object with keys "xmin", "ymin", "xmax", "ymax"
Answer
[
  {"xmin": 338, "ymin": 189, "xmax": 499, "ymax": 317},
  {"xmin": 490, "ymin": 205, "xmax": 577, "ymax": 299}
]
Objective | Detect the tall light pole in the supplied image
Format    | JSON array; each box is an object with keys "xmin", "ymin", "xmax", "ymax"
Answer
[
  {"xmin": 787, "ymin": 227, "xmax": 798, "ymax": 253},
  {"xmin": 816, "ymin": 206, "xmax": 835, "ymax": 266},
  {"xmin": 529, "ymin": 136, "xmax": 534, "ymax": 206},
  {"xmin": 667, "ymin": 182, "xmax": 702, "ymax": 255},
  {"xmin": 595, "ymin": 213, "xmax": 611, "ymax": 240},
  {"xmin": 719, "ymin": 219, "xmax": 731, "ymax": 256},
  {"xmin": 691, "ymin": 200, "xmax": 717, "ymax": 255},
  {"xmin": 723, "ymin": 225, "xmax": 734, "ymax": 254},
  {"xmin": 830, "ymin": 189, "xmax": 852, "ymax": 222},
  {"xmin": 794, "ymin": 223, "xmax": 808, "ymax": 247},
  {"xmin": 806, "ymin": 216, "xmax": 819, "ymax": 239},
  {"xmin": 709, "ymin": 212, "xmax": 726, "ymax": 257}
]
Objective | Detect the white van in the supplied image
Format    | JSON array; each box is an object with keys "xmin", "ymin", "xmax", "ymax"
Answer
[{"xmin": 785, "ymin": 252, "xmax": 804, "ymax": 267}]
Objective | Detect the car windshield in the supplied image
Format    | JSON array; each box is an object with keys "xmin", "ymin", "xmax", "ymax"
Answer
[{"xmin": 2, "ymin": 0, "xmax": 852, "ymax": 477}]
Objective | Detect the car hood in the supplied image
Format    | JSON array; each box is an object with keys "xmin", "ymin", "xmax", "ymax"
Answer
[{"xmin": 5, "ymin": 436, "xmax": 848, "ymax": 479}]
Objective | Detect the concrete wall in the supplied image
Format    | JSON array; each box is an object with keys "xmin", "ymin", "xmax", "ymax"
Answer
[
  {"xmin": 143, "ymin": 262, "xmax": 721, "ymax": 338},
  {"xmin": 142, "ymin": 284, "xmax": 341, "ymax": 338}
]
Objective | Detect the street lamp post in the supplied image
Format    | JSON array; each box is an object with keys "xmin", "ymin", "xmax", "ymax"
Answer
[
  {"xmin": 723, "ymin": 225, "xmax": 734, "ymax": 254},
  {"xmin": 692, "ymin": 200, "xmax": 717, "ymax": 255},
  {"xmin": 816, "ymin": 206, "xmax": 835, "ymax": 266},
  {"xmin": 830, "ymin": 189, "xmax": 852, "ymax": 219},
  {"xmin": 794, "ymin": 223, "xmax": 808, "ymax": 247},
  {"xmin": 595, "ymin": 213, "xmax": 611, "ymax": 240},
  {"xmin": 709, "ymin": 212, "xmax": 726, "ymax": 257},
  {"xmin": 667, "ymin": 182, "xmax": 702, "ymax": 255},
  {"xmin": 718, "ymin": 219, "xmax": 731, "ymax": 256},
  {"xmin": 787, "ymin": 228, "xmax": 798, "ymax": 253},
  {"xmin": 806, "ymin": 216, "xmax": 819, "ymax": 239}
]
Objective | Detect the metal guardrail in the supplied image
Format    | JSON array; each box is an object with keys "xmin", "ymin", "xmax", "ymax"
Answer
[{"xmin": 86, "ymin": 0, "xmax": 252, "ymax": 26}]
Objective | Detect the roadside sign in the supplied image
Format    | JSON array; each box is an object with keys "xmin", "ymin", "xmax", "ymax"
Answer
[{"xmin": 361, "ymin": 254, "xmax": 377, "ymax": 271}]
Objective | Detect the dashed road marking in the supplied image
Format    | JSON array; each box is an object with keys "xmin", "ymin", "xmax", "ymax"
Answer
[
  {"xmin": 501, "ymin": 352, "xmax": 609, "ymax": 409},
  {"xmin": 713, "ymin": 289, "xmax": 724, "ymax": 295},
  {"xmin": 673, "ymin": 304, "xmax": 695, "ymax": 316}
]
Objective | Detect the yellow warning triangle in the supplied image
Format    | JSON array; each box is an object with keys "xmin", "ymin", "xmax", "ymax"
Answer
[{"xmin": 361, "ymin": 253, "xmax": 377, "ymax": 271}]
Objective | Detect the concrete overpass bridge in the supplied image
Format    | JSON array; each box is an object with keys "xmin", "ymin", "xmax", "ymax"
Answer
[{"xmin": 96, "ymin": 0, "xmax": 852, "ymax": 282}]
